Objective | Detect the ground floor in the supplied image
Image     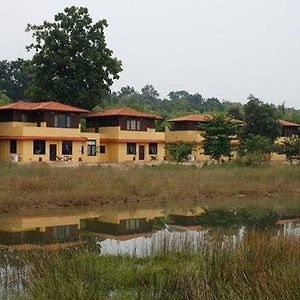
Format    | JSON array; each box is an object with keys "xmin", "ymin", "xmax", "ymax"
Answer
[
  {"xmin": 99, "ymin": 141, "xmax": 165, "ymax": 163},
  {"xmin": 0, "ymin": 138, "xmax": 166, "ymax": 164},
  {"xmin": 0, "ymin": 137, "xmax": 101, "ymax": 163}
]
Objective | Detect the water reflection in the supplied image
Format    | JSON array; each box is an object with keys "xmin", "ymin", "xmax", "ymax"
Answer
[
  {"xmin": 0, "ymin": 206, "xmax": 299, "ymax": 252},
  {"xmin": 0, "ymin": 207, "xmax": 206, "ymax": 251},
  {"xmin": 0, "ymin": 204, "xmax": 300, "ymax": 297}
]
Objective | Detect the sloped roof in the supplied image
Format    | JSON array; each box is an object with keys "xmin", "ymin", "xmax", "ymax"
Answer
[
  {"xmin": 87, "ymin": 107, "xmax": 162, "ymax": 119},
  {"xmin": 169, "ymin": 114, "xmax": 243, "ymax": 124},
  {"xmin": 279, "ymin": 119, "xmax": 300, "ymax": 127},
  {"xmin": 169, "ymin": 114, "xmax": 210, "ymax": 122},
  {"xmin": 0, "ymin": 101, "xmax": 88, "ymax": 113}
]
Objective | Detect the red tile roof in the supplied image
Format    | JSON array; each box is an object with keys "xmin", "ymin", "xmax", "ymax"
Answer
[
  {"xmin": 169, "ymin": 114, "xmax": 210, "ymax": 122},
  {"xmin": 279, "ymin": 119, "xmax": 300, "ymax": 127},
  {"xmin": 87, "ymin": 107, "xmax": 162, "ymax": 119},
  {"xmin": 0, "ymin": 101, "xmax": 88, "ymax": 113},
  {"xmin": 169, "ymin": 114, "xmax": 243, "ymax": 124}
]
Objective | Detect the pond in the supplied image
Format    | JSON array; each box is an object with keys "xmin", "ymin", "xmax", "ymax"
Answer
[{"xmin": 0, "ymin": 203, "xmax": 299, "ymax": 298}]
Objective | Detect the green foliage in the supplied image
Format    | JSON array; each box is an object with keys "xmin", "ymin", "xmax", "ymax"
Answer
[
  {"xmin": 0, "ymin": 58, "xmax": 31, "ymax": 100},
  {"xmin": 243, "ymin": 95, "xmax": 281, "ymax": 141},
  {"xmin": 278, "ymin": 135, "xmax": 300, "ymax": 161},
  {"xmin": 117, "ymin": 85, "xmax": 136, "ymax": 97},
  {"xmin": 22, "ymin": 232, "xmax": 300, "ymax": 299},
  {"xmin": 26, "ymin": 6, "xmax": 122, "ymax": 110},
  {"xmin": 239, "ymin": 135, "xmax": 274, "ymax": 166},
  {"xmin": 0, "ymin": 91, "xmax": 12, "ymax": 105},
  {"xmin": 165, "ymin": 142, "xmax": 195, "ymax": 163},
  {"xmin": 226, "ymin": 103, "xmax": 244, "ymax": 120},
  {"xmin": 244, "ymin": 135, "xmax": 274, "ymax": 154},
  {"xmin": 141, "ymin": 84, "xmax": 159, "ymax": 98},
  {"xmin": 200, "ymin": 113, "xmax": 238, "ymax": 161},
  {"xmin": 198, "ymin": 207, "xmax": 280, "ymax": 228}
]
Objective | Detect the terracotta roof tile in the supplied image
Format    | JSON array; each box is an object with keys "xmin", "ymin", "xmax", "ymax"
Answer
[
  {"xmin": 279, "ymin": 119, "xmax": 300, "ymax": 127},
  {"xmin": 87, "ymin": 107, "xmax": 162, "ymax": 119},
  {"xmin": 0, "ymin": 101, "xmax": 88, "ymax": 113},
  {"xmin": 169, "ymin": 114, "xmax": 244, "ymax": 124},
  {"xmin": 169, "ymin": 114, "xmax": 210, "ymax": 122}
]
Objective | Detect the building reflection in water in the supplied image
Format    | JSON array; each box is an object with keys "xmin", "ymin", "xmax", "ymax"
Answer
[{"xmin": 0, "ymin": 206, "xmax": 205, "ymax": 250}]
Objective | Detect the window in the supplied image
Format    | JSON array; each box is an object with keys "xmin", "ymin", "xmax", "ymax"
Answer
[
  {"xmin": 100, "ymin": 145, "xmax": 105, "ymax": 154},
  {"xmin": 125, "ymin": 219, "xmax": 140, "ymax": 231},
  {"xmin": 54, "ymin": 114, "xmax": 71, "ymax": 128},
  {"xmin": 126, "ymin": 120, "xmax": 130, "ymax": 130},
  {"xmin": 33, "ymin": 140, "xmax": 46, "ymax": 155},
  {"xmin": 10, "ymin": 140, "xmax": 17, "ymax": 154},
  {"xmin": 21, "ymin": 113, "xmax": 27, "ymax": 122},
  {"xmin": 126, "ymin": 119, "xmax": 142, "ymax": 131},
  {"xmin": 62, "ymin": 141, "xmax": 73, "ymax": 155},
  {"xmin": 53, "ymin": 225, "xmax": 71, "ymax": 239},
  {"xmin": 149, "ymin": 143, "xmax": 158, "ymax": 155},
  {"xmin": 81, "ymin": 146, "xmax": 84, "ymax": 155},
  {"xmin": 87, "ymin": 140, "xmax": 96, "ymax": 156},
  {"xmin": 127, "ymin": 143, "xmax": 136, "ymax": 155}
]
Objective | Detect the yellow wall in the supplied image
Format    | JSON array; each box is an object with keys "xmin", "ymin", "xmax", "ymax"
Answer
[
  {"xmin": 0, "ymin": 121, "xmax": 101, "ymax": 163},
  {"xmin": 99, "ymin": 126, "xmax": 166, "ymax": 163},
  {"xmin": 165, "ymin": 127, "xmax": 211, "ymax": 161}
]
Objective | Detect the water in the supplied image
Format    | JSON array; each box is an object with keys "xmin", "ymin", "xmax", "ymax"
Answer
[{"xmin": 0, "ymin": 203, "xmax": 299, "ymax": 297}]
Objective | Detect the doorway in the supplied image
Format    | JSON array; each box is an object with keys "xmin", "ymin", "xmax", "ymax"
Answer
[
  {"xmin": 138, "ymin": 145, "xmax": 145, "ymax": 160},
  {"xmin": 49, "ymin": 144, "xmax": 57, "ymax": 161}
]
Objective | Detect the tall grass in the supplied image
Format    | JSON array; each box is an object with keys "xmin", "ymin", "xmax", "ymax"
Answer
[
  {"xmin": 22, "ymin": 231, "xmax": 300, "ymax": 299},
  {"xmin": 0, "ymin": 163, "xmax": 299, "ymax": 212}
]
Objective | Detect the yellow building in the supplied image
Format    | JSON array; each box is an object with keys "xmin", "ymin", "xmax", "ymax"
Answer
[
  {"xmin": 165, "ymin": 114, "xmax": 242, "ymax": 161},
  {"xmin": 0, "ymin": 101, "xmax": 100, "ymax": 163},
  {"xmin": 86, "ymin": 107, "xmax": 165, "ymax": 163},
  {"xmin": 165, "ymin": 114, "xmax": 213, "ymax": 161},
  {"xmin": 272, "ymin": 119, "xmax": 300, "ymax": 161}
]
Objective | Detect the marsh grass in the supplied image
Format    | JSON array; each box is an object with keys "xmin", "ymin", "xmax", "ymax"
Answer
[
  {"xmin": 0, "ymin": 163, "xmax": 299, "ymax": 212},
  {"xmin": 21, "ymin": 230, "xmax": 300, "ymax": 299}
]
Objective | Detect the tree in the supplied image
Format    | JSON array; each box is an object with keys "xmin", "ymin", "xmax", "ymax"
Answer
[
  {"xmin": 243, "ymin": 95, "xmax": 280, "ymax": 141},
  {"xmin": 200, "ymin": 113, "xmax": 238, "ymax": 161},
  {"xmin": 244, "ymin": 135, "xmax": 274, "ymax": 154},
  {"xmin": 202, "ymin": 98, "xmax": 225, "ymax": 112},
  {"xmin": 241, "ymin": 135, "xmax": 274, "ymax": 165},
  {"xmin": 118, "ymin": 86, "xmax": 136, "ymax": 97},
  {"xmin": 141, "ymin": 85, "xmax": 159, "ymax": 99},
  {"xmin": 0, "ymin": 91, "xmax": 12, "ymax": 105},
  {"xmin": 277, "ymin": 136, "xmax": 300, "ymax": 163},
  {"xmin": 26, "ymin": 6, "xmax": 122, "ymax": 110},
  {"xmin": 0, "ymin": 59, "xmax": 31, "ymax": 100},
  {"xmin": 165, "ymin": 142, "xmax": 195, "ymax": 163},
  {"xmin": 227, "ymin": 104, "xmax": 244, "ymax": 120}
]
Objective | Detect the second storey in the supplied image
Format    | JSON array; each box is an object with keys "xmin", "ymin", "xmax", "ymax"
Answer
[{"xmin": 86, "ymin": 108, "xmax": 165, "ymax": 162}]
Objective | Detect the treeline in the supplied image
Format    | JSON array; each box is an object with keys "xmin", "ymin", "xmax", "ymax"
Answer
[{"xmin": 0, "ymin": 6, "xmax": 299, "ymax": 124}]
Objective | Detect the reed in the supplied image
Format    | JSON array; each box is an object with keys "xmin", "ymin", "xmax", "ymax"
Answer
[
  {"xmin": 0, "ymin": 163, "xmax": 299, "ymax": 212},
  {"xmin": 22, "ymin": 230, "xmax": 300, "ymax": 299}
]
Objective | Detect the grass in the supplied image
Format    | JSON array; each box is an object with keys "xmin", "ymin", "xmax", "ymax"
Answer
[
  {"xmin": 0, "ymin": 163, "xmax": 299, "ymax": 213},
  {"xmin": 15, "ymin": 230, "xmax": 300, "ymax": 299}
]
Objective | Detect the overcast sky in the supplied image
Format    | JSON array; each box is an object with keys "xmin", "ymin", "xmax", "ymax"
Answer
[{"xmin": 0, "ymin": 0, "xmax": 299, "ymax": 107}]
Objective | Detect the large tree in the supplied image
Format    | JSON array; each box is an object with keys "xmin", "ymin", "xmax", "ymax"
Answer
[
  {"xmin": 0, "ymin": 59, "xmax": 31, "ymax": 100},
  {"xmin": 243, "ymin": 95, "xmax": 280, "ymax": 141},
  {"xmin": 26, "ymin": 6, "xmax": 122, "ymax": 110}
]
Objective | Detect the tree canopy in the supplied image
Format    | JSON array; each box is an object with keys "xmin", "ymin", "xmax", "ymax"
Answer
[
  {"xmin": 242, "ymin": 95, "xmax": 281, "ymax": 141},
  {"xmin": 0, "ymin": 59, "xmax": 31, "ymax": 100},
  {"xmin": 199, "ymin": 113, "xmax": 238, "ymax": 161},
  {"xmin": 26, "ymin": 6, "xmax": 122, "ymax": 110}
]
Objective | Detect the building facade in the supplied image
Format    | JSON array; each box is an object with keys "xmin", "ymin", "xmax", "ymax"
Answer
[
  {"xmin": 86, "ymin": 107, "xmax": 165, "ymax": 163},
  {"xmin": 0, "ymin": 101, "xmax": 298, "ymax": 164},
  {"xmin": 165, "ymin": 114, "xmax": 215, "ymax": 161},
  {"xmin": 0, "ymin": 101, "xmax": 100, "ymax": 163}
]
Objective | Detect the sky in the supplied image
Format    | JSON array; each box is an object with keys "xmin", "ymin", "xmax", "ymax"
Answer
[{"xmin": 0, "ymin": 0, "xmax": 299, "ymax": 108}]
